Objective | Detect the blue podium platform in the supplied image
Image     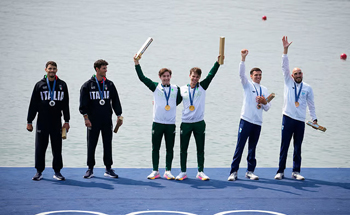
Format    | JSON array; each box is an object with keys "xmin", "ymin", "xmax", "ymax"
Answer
[{"xmin": 0, "ymin": 167, "xmax": 349, "ymax": 215}]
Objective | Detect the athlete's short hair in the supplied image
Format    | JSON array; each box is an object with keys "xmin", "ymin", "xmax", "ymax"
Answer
[
  {"xmin": 190, "ymin": 67, "xmax": 202, "ymax": 76},
  {"xmin": 159, "ymin": 68, "xmax": 172, "ymax": 77},
  {"xmin": 46, "ymin": 61, "xmax": 57, "ymax": 68},
  {"xmin": 94, "ymin": 59, "xmax": 109, "ymax": 71},
  {"xmin": 250, "ymin": 67, "xmax": 262, "ymax": 75}
]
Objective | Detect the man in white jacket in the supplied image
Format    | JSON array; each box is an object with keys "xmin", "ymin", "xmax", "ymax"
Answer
[
  {"xmin": 228, "ymin": 49, "xmax": 271, "ymax": 181},
  {"xmin": 275, "ymin": 36, "xmax": 318, "ymax": 180}
]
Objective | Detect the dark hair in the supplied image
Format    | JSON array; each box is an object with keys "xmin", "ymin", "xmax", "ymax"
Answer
[
  {"xmin": 46, "ymin": 61, "xmax": 57, "ymax": 68},
  {"xmin": 159, "ymin": 68, "xmax": 172, "ymax": 77},
  {"xmin": 94, "ymin": 59, "xmax": 108, "ymax": 71},
  {"xmin": 250, "ymin": 67, "xmax": 262, "ymax": 75},
  {"xmin": 190, "ymin": 67, "xmax": 202, "ymax": 76}
]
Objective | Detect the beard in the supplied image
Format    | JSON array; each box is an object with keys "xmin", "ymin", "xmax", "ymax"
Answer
[{"xmin": 294, "ymin": 78, "xmax": 302, "ymax": 83}]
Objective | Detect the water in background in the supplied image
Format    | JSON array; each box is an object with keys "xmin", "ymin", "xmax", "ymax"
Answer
[{"xmin": 0, "ymin": 0, "xmax": 349, "ymax": 169}]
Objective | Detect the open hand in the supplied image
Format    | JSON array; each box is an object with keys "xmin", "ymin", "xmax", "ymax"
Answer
[{"xmin": 282, "ymin": 36, "xmax": 292, "ymax": 49}]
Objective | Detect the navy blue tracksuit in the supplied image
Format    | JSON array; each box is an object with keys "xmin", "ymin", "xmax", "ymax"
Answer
[
  {"xmin": 277, "ymin": 115, "xmax": 305, "ymax": 173},
  {"xmin": 230, "ymin": 119, "xmax": 261, "ymax": 174}
]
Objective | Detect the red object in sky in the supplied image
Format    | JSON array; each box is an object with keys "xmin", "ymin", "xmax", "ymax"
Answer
[
  {"xmin": 262, "ymin": 15, "xmax": 267, "ymax": 20},
  {"xmin": 340, "ymin": 53, "xmax": 347, "ymax": 60}
]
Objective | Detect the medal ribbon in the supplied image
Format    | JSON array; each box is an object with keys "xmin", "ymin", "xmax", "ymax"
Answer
[
  {"xmin": 252, "ymin": 83, "xmax": 262, "ymax": 107},
  {"xmin": 46, "ymin": 75, "xmax": 56, "ymax": 102},
  {"xmin": 294, "ymin": 82, "xmax": 303, "ymax": 103},
  {"xmin": 162, "ymin": 84, "xmax": 171, "ymax": 106},
  {"xmin": 188, "ymin": 84, "xmax": 196, "ymax": 107},
  {"xmin": 94, "ymin": 75, "xmax": 105, "ymax": 100},
  {"xmin": 252, "ymin": 83, "xmax": 262, "ymax": 97}
]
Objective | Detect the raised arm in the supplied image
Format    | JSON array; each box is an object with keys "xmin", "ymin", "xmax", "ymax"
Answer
[
  {"xmin": 239, "ymin": 49, "xmax": 249, "ymax": 86},
  {"xmin": 133, "ymin": 54, "xmax": 157, "ymax": 92},
  {"xmin": 282, "ymin": 36, "xmax": 292, "ymax": 55},
  {"xmin": 199, "ymin": 55, "xmax": 221, "ymax": 90},
  {"xmin": 282, "ymin": 36, "xmax": 293, "ymax": 82}
]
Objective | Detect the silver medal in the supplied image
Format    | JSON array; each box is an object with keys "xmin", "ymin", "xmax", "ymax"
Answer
[
  {"xmin": 99, "ymin": 100, "xmax": 105, "ymax": 105},
  {"xmin": 49, "ymin": 100, "xmax": 55, "ymax": 106}
]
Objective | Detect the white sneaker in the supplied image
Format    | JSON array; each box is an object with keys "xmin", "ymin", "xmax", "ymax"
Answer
[
  {"xmin": 292, "ymin": 172, "xmax": 305, "ymax": 180},
  {"xmin": 147, "ymin": 171, "xmax": 160, "ymax": 179},
  {"xmin": 228, "ymin": 172, "xmax": 237, "ymax": 181},
  {"xmin": 245, "ymin": 171, "xmax": 259, "ymax": 180},
  {"xmin": 196, "ymin": 171, "xmax": 210, "ymax": 181},
  {"xmin": 175, "ymin": 172, "xmax": 187, "ymax": 180},
  {"xmin": 163, "ymin": 171, "xmax": 175, "ymax": 180},
  {"xmin": 274, "ymin": 173, "xmax": 284, "ymax": 180}
]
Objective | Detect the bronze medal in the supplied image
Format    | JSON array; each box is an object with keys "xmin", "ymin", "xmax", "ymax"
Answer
[
  {"xmin": 257, "ymin": 104, "xmax": 261, "ymax": 109},
  {"xmin": 165, "ymin": 105, "xmax": 171, "ymax": 111},
  {"xmin": 189, "ymin": 105, "xmax": 195, "ymax": 111},
  {"xmin": 294, "ymin": 82, "xmax": 303, "ymax": 108}
]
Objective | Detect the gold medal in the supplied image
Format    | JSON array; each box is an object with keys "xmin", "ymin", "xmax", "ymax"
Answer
[
  {"xmin": 295, "ymin": 102, "xmax": 299, "ymax": 107},
  {"xmin": 165, "ymin": 105, "xmax": 171, "ymax": 111},
  {"xmin": 257, "ymin": 104, "xmax": 261, "ymax": 109},
  {"xmin": 189, "ymin": 105, "xmax": 195, "ymax": 111}
]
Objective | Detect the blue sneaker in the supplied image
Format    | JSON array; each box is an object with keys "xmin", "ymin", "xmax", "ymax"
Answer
[
  {"xmin": 83, "ymin": 169, "xmax": 94, "ymax": 179},
  {"xmin": 53, "ymin": 172, "xmax": 65, "ymax": 181},
  {"xmin": 104, "ymin": 169, "xmax": 118, "ymax": 178},
  {"xmin": 32, "ymin": 172, "xmax": 42, "ymax": 181}
]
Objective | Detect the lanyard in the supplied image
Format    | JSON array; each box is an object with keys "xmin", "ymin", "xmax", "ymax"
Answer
[
  {"xmin": 252, "ymin": 83, "xmax": 262, "ymax": 97},
  {"xmin": 94, "ymin": 75, "xmax": 105, "ymax": 100},
  {"xmin": 162, "ymin": 84, "xmax": 171, "ymax": 106},
  {"xmin": 294, "ymin": 82, "xmax": 303, "ymax": 103},
  {"xmin": 46, "ymin": 76, "xmax": 56, "ymax": 101},
  {"xmin": 188, "ymin": 84, "xmax": 197, "ymax": 106}
]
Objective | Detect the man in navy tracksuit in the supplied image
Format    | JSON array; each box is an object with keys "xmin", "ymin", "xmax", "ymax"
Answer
[
  {"xmin": 228, "ymin": 49, "xmax": 271, "ymax": 181},
  {"xmin": 274, "ymin": 36, "xmax": 318, "ymax": 180},
  {"xmin": 79, "ymin": 59, "xmax": 123, "ymax": 179},
  {"xmin": 27, "ymin": 61, "xmax": 70, "ymax": 181}
]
